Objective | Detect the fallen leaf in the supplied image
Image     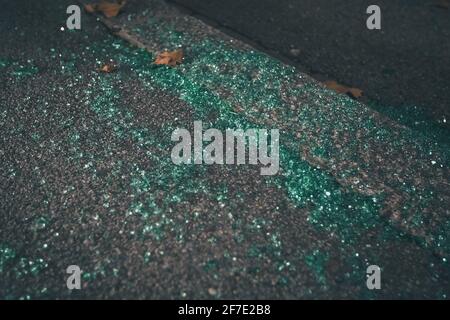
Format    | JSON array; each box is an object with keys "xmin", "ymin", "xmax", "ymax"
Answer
[
  {"xmin": 85, "ymin": 1, "xmax": 126, "ymax": 18},
  {"xmin": 98, "ymin": 0, "xmax": 126, "ymax": 17},
  {"xmin": 154, "ymin": 50, "xmax": 184, "ymax": 67},
  {"xmin": 324, "ymin": 80, "xmax": 363, "ymax": 99},
  {"xmin": 98, "ymin": 62, "xmax": 117, "ymax": 73}
]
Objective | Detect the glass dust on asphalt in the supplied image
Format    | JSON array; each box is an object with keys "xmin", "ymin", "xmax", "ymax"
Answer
[
  {"xmin": 81, "ymin": 27, "xmax": 448, "ymax": 293},
  {"xmin": 1, "ymin": 9, "xmax": 449, "ymax": 299},
  {"xmin": 0, "ymin": 59, "xmax": 39, "ymax": 79}
]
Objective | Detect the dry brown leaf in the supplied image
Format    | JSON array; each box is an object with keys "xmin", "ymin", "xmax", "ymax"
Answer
[
  {"xmin": 154, "ymin": 50, "xmax": 184, "ymax": 67},
  {"xmin": 85, "ymin": 1, "xmax": 126, "ymax": 18},
  {"xmin": 324, "ymin": 80, "xmax": 363, "ymax": 99},
  {"xmin": 98, "ymin": 63, "xmax": 117, "ymax": 73},
  {"xmin": 98, "ymin": 1, "xmax": 126, "ymax": 18}
]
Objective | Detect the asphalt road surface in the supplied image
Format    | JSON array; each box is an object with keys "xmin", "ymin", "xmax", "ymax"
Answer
[
  {"xmin": 0, "ymin": 0, "xmax": 449, "ymax": 299},
  {"xmin": 171, "ymin": 0, "xmax": 450, "ymax": 128}
]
